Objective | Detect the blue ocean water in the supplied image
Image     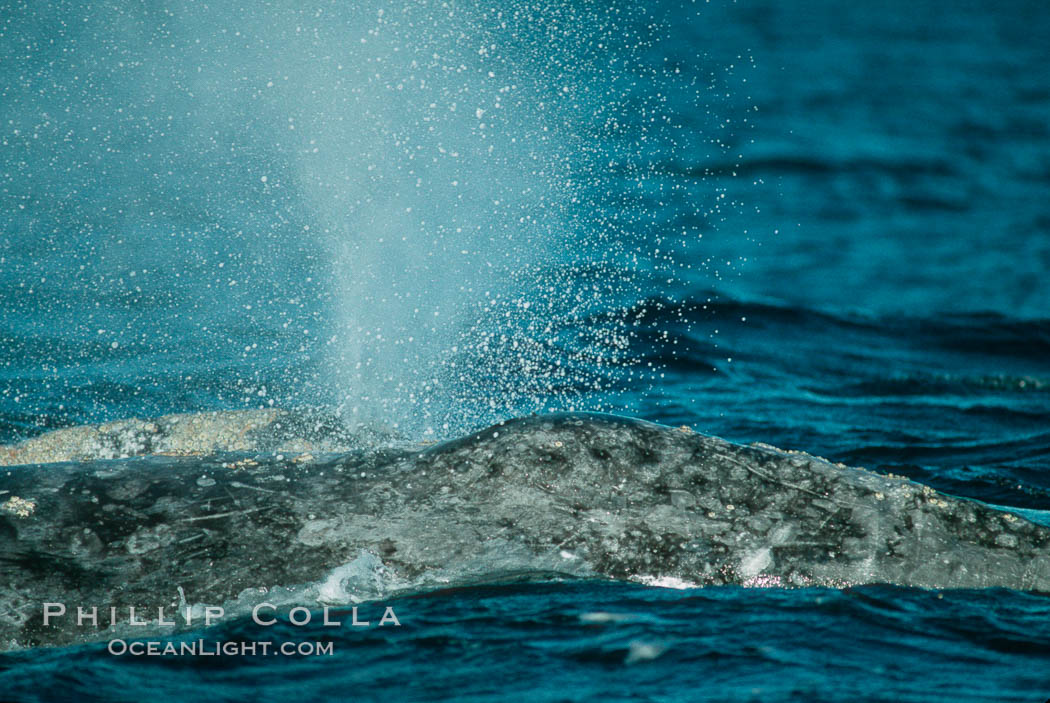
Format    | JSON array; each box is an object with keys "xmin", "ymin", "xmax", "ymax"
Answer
[
  {"xmin": 3, "ymin": 583, "xmax": 1050, "ymax": 703},
  {"xmin": 2, "ymin": 0, "xmax": 1050, "ymax": 700}
]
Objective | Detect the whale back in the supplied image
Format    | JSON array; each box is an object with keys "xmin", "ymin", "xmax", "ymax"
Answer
[{"xmin": 2, "ymin": 412, "xmax": 1049, "ymax": 649}]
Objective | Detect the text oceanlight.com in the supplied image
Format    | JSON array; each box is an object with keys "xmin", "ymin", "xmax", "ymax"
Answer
[{"xmin": 107, "ymin": 639, "xmax": 335, "ymax": 657}]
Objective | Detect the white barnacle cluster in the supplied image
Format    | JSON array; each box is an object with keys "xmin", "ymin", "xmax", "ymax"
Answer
[{"xmin": 1, "ymin": 495, "xmax": 36, "ymax": 518}]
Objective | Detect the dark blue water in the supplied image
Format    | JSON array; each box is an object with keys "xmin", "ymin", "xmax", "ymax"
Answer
[
  {"xmin": 3, "ymin": 583, "xmax": 1049, "ymax": 703},
  {"xmin": 3, "ymin": 0, "xmax": 1050, "ymax": 699}
]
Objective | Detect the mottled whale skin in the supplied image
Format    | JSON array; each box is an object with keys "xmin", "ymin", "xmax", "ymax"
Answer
[{"xmin": 2, "ymin": 412, "xmax": 1049, "ymax": 650}]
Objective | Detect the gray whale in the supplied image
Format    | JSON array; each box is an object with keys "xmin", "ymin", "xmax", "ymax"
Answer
[{"xmin": 2, "ymin": 412, "xmax": 1048, "ymax": 650}]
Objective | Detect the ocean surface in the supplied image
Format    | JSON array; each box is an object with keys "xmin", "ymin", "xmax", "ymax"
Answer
[{"xmin": 2, "ymin": 0, "xmax": 1050, "ymax": 700}]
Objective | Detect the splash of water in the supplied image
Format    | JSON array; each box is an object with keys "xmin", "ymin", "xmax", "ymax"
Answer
[
  {"xmin": 252, "ymin": 1, "xmax": 674, "ymax": 435},
  {"xmin": 1, "ymin": 0, "xmax": 746, "ymax": 438}
]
